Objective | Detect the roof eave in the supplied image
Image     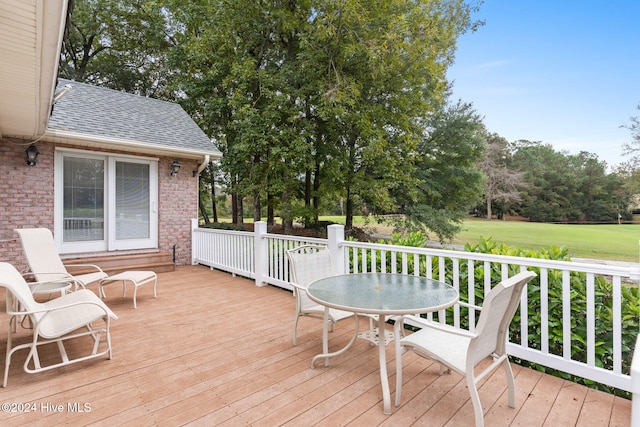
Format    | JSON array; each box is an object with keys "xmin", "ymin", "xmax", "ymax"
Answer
[{"xmin": 44, "ymin": 129, "xmax": 222, "ymax": 160}]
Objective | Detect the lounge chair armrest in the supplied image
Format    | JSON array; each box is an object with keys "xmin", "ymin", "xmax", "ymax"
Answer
[
  {"xmin": 21, "ymin": 272, "xmax": 84, "ymax": 290},
  {"xmin": 22, "ymin": 271, "xmax": 74, "ymax": 280},
  {"xmin": 7, "ymin": 297, "xmax": 117, "ymax": 320}
]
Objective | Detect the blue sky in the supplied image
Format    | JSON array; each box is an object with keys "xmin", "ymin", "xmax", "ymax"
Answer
[{"xmin": 447, "ymin": 1, "xmax": 640, "ymax": 168}]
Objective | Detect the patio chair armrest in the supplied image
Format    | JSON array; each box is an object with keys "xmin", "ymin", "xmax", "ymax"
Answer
[
  {"xmin": 288, "ymin": 281, "xmax": 307, "ymax": 295},
  {"xmin": 458, "ymin": 301, "xmax": 482, "ymax": 312},
  {"xmin": 394, "ymin": 314, "xmax": 476, "ymax": 339}
]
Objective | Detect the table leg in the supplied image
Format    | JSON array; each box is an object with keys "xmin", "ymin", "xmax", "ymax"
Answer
[
  {"xmin": 322, "ymin": 307, "xmax": 329, "ymax": 367},
  {"xmin": 378, "ymin": 314, "xmax": 391, "ymax": 415},
  {"xmin": 311, "ymin": 309, "xmax": 360, "ymax": 369}
]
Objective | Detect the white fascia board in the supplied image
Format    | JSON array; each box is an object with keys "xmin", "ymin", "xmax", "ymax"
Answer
[{"xmin": 44, "ymin": 129, "xmax": 222, "ymax": 160}]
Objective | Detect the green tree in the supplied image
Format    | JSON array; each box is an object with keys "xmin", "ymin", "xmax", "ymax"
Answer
[
  {"xmin": 395, "ymin": 100, "xmax": 485, "ymax": 240},
  {"xmin": 294, "ymin": 0, "xmax": 481, "ymax": 229},
  {"xmin": 511, "ymin": 142, "xmax": 628, "ymax": 222},
  {"xmin": 60, "ymin": 0, "xmax": 173, "ymax": 97},
  {"xmin": 511, "ymin": 141, "xmax": 580, "ymax": 222},
  {"xmin": 171, "ymin": 0, "xmax": 481, "ymax": 232},
  {"xmin": 569, "ymin": 152, "xmax": 628, "ymax": 222}
]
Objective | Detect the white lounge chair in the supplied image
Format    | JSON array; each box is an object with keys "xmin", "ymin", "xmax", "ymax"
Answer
[
  {"xmin": 394, "ymin": 270, "xmax": 537, "ymax": 427},
  {"xmin": 0, "ymin": 262, "xmax": 118, "ymax": 387},
  {"xmin": 15, "ymin": 228, "xmax": 108, "ymax": 291}
]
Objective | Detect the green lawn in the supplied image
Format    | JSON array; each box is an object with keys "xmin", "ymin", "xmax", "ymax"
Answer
[
  {"xmin": 321, "ymin": 216, "xmax": 640, "ymax": 262},
  {"xmin": 451, "ymin": 218, "xmax": 640, "ymax": 262}
]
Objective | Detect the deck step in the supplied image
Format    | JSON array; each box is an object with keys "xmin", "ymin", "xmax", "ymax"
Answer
[{"xmin": 63, "ymin": 252, "xmax": 175, "ymax": 275}]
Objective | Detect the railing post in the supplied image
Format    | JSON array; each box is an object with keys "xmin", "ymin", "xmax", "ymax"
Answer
[
  {"xmin": 254, "ymin": 221, "xmax": 268, "ymax": 287},
  {"xmin": 327, "ymin": 224, "xmax": 345, "ymax": 275},
  {"xmin": 191, "ymin": 218, "xmax": 198, "ymax": 265},
  {"xmin": 632, "ymin": 336, "xmax": 640, "ymax": 427}
]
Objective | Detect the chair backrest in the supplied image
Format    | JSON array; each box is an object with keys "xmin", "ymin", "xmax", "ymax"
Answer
[
  {"xmin": 0, "ymin": 262, "xmax": 41, "ymax": 314},
  {"xmin": 469, "ymin": 270, "xmax": 537, "ymax": 366},
  {"xmin": 15, "ymin": 228, "xmax": 69, "ymax": 282},
  {"xmin": 286, "ymin": 245, "xmax": 335, "ymax": 310}
]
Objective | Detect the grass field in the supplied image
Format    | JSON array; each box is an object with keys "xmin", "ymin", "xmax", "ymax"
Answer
[{"xmin": 321, "ymin": 216, "xmax": 640, "ymax": 262}]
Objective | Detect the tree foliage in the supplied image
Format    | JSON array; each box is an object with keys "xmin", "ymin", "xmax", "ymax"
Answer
[
  {"xmin": 166, "ymin": 0, "xmax": 482, "ymax": 236},
  {"xmin": 508, "ymin": 141, "xmax": 628, "ymax": 222},
  {"xmin": 60, "ymin": 0, "xmax": 174, "ymax": 97},
  {"xmin": 396, "ymin": 100, "xmax": 486, "ymax": 240},
  {"xmin": 63, "ymin": 1, "xmax": 635, "ymax": 238}
]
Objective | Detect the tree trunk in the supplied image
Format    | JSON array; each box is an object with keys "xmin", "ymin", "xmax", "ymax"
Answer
[
  {"xmin": 267, "ymin": 194, "xmax": 275, "ymax": 226},
  {"xmin": 253, "ymin": 191, "xmax": 261, "ymax": 222},
  {"xmin": 486, "ymin": 196, "xmax": 493, "ymax": 220},
  {"xmin": 198, "ymin": 196, "xmax": 210, "ymax": 224},
  {"xmin": 209, "ymin": 168, "xmax": 218, "ymax": 223},
  {"xmin": 304, "ymin": 169, "xmax": 312, "ymax": 227},
  {"xmin": 282, "ymin": 188, "xmax": 293, "ymax": 234},
  {"xmin": 231, "ymin": 193, "xmax": 239, "ymax": 225},
  {"xmin": 313, "ymin": 162, "xmax": 320, "ymax": 223},
  {"xmin": 345, "ymin": 188, "xmax": 354, "ymax": 229},
  {"xmin": 211, "ymin": 193, "xmax": 218, "ymax": 223}
]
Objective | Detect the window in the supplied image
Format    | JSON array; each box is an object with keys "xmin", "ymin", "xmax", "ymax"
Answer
[{"xmin": 55, "ymin": 149, "xmax": 158, "ymax": 253}]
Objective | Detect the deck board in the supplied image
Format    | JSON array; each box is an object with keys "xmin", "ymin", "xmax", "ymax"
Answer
[{"xmin": 0, "ymin": 265, "xmax": 631, "ymax": 426}]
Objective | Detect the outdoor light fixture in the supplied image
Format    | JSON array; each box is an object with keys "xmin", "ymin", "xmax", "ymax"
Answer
[
  {"xmin": 170, "ymin": 160, "xmax": 181, "ymax": 177},
  {"xmin": 25, "ymin": 144, "xmax": 39, "ymax": 166}
]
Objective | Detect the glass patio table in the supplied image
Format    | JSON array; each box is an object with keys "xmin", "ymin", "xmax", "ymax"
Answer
[{"xmin": 306, "ymin": 272, "xmax": 458, "ymax": 415}]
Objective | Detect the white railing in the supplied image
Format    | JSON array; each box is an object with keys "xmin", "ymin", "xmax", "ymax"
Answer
[
  {"xmin": 192, "ymin": 221, "xmax": 639, "ymax": 395},
  {"xmin": 633, "ymin": 336, "xmax": 640, "ymax": 426}
]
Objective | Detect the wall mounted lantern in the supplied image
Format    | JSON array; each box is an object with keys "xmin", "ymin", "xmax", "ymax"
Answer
[
  {"xmin": 170, "ymin": 160, "xmax": 181, "ymax": 177},
  {"xmin": 25, "ymin": 144, "xmax": 39, "ymax": 166}
]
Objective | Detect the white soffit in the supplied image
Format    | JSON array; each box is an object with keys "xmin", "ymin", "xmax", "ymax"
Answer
[{"xmin": 0, "ymin": 0, "xmax": 67, "ymax": 139}]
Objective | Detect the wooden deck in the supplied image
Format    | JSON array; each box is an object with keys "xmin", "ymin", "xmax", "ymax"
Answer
[{"xmin": 0, "ymin": 265, "xmax": 632, "ymax": 426}]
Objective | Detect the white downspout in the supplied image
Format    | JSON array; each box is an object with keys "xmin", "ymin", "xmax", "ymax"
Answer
[{"xmin": 196, "ymin": 155, "xmax": 210, "ymax": 176}]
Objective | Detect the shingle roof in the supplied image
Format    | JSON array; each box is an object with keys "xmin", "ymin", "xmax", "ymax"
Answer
[{"xmin": 47, "ymin": 79, "xmax": 220, "ymax": 157}]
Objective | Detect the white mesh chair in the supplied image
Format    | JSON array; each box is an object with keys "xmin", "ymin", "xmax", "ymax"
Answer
[
  {"xmin": 286, "ymin": 245, "xmax": 358, "ymax": 346},
  {"xmin": 0, "ymin": 262, "xmax": 118, "ymax": 387},
  {"xmin": 394, "ymin": 270, "xmax": 537, "ymax": 427},
  {"xmin": 15, "ymin": 228, "xmax": 108, "ymax": 291}
]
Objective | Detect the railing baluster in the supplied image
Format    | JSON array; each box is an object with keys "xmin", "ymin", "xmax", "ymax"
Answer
[{"xmin": 562, "ymin": 270, "xmax": 572, "ymax": 360}]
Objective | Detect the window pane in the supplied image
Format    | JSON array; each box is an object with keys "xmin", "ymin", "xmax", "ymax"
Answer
[
  {"xmin": 63, "ymin": 157, "xmax": 105, "ymax": 242},
  {"xmin": 116, "ymin": 161, "xmax": 150, "ymax": 239}
]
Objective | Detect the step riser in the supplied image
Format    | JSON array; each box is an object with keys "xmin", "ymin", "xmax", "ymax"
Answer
[{"xmin": 64, "ymin": 252, "xmax": 175, "ymax": 275}]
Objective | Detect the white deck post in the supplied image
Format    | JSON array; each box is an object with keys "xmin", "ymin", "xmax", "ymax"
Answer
[
  {"xmin": 327, "ymin": 224, "xmax": 346, "ymax": 275},
  {"xmin": 190, "ymin": 219, "xmax": 199, "ymax": 265},
  {"xmin": 632, "ymin": 336, "xmax": 640, "ymax": 427},
  {"xmin": 254, "ymin": 221, "xmax": 268, "ymax": 287}
]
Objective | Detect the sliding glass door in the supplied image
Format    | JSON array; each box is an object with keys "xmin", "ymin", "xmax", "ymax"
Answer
[{"xmin": 55, "ymin": 149, "xmax": 158, "ymax": 253}]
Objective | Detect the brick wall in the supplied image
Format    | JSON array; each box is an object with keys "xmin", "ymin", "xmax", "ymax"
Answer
[
  {"xmin": 0, "ymin": 139, "xmax": 54, "ymax": 271},
  {"xmin": 0, "ymin": 138, "xmax": 199, "ymax": 270},
  {"xmin": 158, "ymin": 157, "xmax": 199, "ymax": 266}
]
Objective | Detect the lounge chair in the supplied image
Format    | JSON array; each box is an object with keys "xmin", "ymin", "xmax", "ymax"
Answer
[
  {"xmin": 15, "ymin": 228, "xmax": 108, "ymax": 291},
  {"xmin": 0, "ymin": 262, "xmax": 117, "ymax": 387}
]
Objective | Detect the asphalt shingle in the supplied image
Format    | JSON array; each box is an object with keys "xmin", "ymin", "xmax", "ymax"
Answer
[{"xmin": 48, "ymin": 79, "xmax": 220, "ymax": 156}]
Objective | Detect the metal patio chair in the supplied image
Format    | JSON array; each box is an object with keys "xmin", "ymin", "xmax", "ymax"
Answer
[{"xmin": 394, "ymin": 270, "xmax": 537, "ymax": 427}]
